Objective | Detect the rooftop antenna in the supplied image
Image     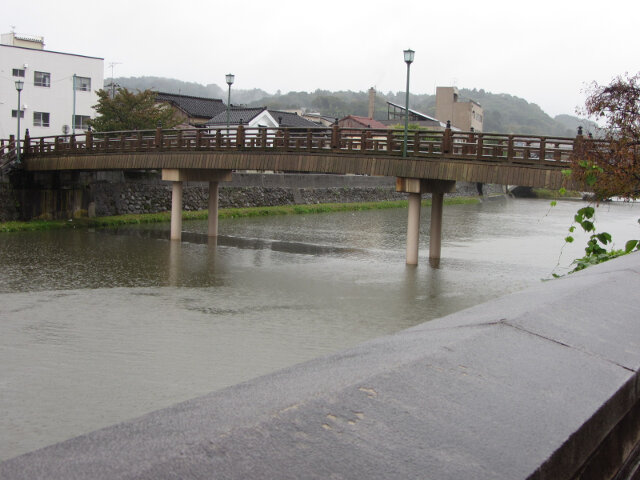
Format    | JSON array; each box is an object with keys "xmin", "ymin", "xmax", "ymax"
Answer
[{"xmin": 108, "ymin": 62, "xmax": 122, "ymax": 98}]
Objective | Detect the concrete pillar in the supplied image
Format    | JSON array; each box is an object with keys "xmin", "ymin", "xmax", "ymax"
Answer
[
  {"xmin": 429, "ymin": 192, "xmax": 444, "ymax": 260},
  {"xmin": 406, "ymin": 192, "xmax": 421, "ymax": 265},
  {"xmin": 170, "ymin": 181, "xmax": 183, "ymax": 240},
  {"xmin": 208, "ymin": 181, "xmax": 219, "ymax": 237}
]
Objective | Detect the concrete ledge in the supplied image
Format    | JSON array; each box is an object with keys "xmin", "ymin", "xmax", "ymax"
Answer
[{"xmin": 2, "ymin": 253, "xmax": 640, "ymax": 479}]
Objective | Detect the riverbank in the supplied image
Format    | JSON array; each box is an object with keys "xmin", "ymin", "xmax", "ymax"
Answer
[{"xmin": 0, "ymin": 197, "xmax": 481, "ymax": 233}]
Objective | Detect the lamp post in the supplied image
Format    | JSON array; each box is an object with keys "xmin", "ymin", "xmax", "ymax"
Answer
[
  {"xmin": 72, "ymin": 74, "xmax": 77, "ymax": 135},
  {"xmin": 15, "ymin": 79, "xmax": 24, "ymax": 163},
  {"xmin": 402, "ymin": 49, "xmax": 415, "ymax": 158},
  {"xmin": 225, "ymin": 73, "xmax": 234, "ymax": 130}
]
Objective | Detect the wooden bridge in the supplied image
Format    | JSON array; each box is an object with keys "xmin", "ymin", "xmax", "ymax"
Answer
[{"xmin": 2, "ymin": 125, "xmax": 591, "ymax": 264}]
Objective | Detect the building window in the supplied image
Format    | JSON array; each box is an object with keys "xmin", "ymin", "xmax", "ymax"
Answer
[
  {"xmin": 34, "ymin": 112, "xmax": 50, "ymax": 127},
  {"xmin": 74, "ymin": 76, "xmax": 91, "ymax": 91},
  {"xmin": 34, "ymin": 71, "xmax": 51, "ymax": 87},
  {"xmin": 73, "ymin": 115, "xmax": 91, "ymax": 130},
  {"xmin": 11, "ymin": 110, "xmax": 25, "ymax": 119},
  {"xmin": 13, "ymin": 68, "xmax": 25, "ymax": 77}
]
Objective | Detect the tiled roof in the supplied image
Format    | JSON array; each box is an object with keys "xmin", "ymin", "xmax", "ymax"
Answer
[
  {"xmin": 340, "ymin": 115, "xmax": 389, "ymax": 129},
  {"xmin": 268, "ymin": 110, "xmax": 321, "ymax": 128},
  {"xmin": 155, "ymin": 92, "xmax": 226, "ymax": 119},
  {"xmin": 206, "ymin": 107, "xmax": 266, "ymax": 126},
  {"xmin": 206, "ymin": 108, "xmax": 321, "ymax": 128}
]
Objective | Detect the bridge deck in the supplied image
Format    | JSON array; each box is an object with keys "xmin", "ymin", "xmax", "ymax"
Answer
[{"xmin": 5, "ymin": 125, "xmax": 591, "ymax": 189}]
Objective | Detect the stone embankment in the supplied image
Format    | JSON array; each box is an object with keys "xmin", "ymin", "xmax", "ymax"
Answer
[
  {"xmin": 0, "ymin": 171, "xmax": 502, "ymax": 221},
  {"xmin": 2, "ymin": 252, "xmax": 639, "ymax": 479}
]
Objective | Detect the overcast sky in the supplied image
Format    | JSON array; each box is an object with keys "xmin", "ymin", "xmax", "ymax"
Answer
[{"xmin": 5, "ymin": 0, "xmax": 639, "ymax": 117}]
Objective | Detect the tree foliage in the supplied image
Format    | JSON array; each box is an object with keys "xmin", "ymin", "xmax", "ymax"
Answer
[
  {"xmin": 556, "ymin": 73, "xmax": 640, "ymax": 275},
  {"xmin": 571, "ymin": 73, "xmax": 640, "ymax": 200},
  {"xmin": 90, "ymin": 88, "xmax": 181, "ymax": 132}
]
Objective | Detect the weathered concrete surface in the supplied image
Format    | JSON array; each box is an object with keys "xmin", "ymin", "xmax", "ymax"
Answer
[{"xmin": 2, "ymin": 253, "xmax": 640, "ymax": 479}]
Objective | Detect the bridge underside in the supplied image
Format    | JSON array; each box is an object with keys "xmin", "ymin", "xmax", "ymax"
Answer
[{"xmin": 24, "ymin": 151, "xmax": 568, "ymax": 190}]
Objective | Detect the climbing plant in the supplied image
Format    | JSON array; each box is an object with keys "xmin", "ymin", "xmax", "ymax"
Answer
[{"xmin": 558, "ymin": 73, "xmax": 640, "ymax": 273}]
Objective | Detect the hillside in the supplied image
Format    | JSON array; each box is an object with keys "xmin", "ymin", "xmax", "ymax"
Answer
[{"xmin": 110, "ymin": 77, "xmax": 591, "ymax": 137}]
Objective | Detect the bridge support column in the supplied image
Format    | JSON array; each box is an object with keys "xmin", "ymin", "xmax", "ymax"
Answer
[
  {"xmin": 429, "ymin": 192, "xmax": 444, "ymax": 260},
  {"xmin": 170, "ymin": 181, "xmax": 183, "ymax": 240},
  {"xmin": 208, "ymin": 181, "xmax": 219, "ymax": 237},
  {"xmin": 396, "ymin": 178, "xmax": 456, "ymax": 265},
  {"xmin": 162, "ymin": 169, "xmax": 232, "ymax": 241},
  {"xmin": 406, "ymin": 192, "xmax": 421, "ymax": 265}
]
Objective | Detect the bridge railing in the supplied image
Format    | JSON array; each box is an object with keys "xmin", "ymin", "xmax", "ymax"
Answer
[{"xmin": 12, "ymin": 126, "xmax": 596, "ymax": 168}]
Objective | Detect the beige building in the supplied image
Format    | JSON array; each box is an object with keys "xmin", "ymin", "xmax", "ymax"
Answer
[{"xmin": 435, "ymin": 87, "xmax": 483, "ymax": 132}]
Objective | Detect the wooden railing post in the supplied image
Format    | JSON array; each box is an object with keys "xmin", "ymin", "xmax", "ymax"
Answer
[
  {"xmin": 215, "ymin": 129, "xmax": 222, "ymax": 148},
  {"xmin": 539, "ymin": 137, "xmax": 546, "ymax": 161},
  {"xmin": 23, "ymin": 129, "xmax": 31, "ymax": 156},
  {"xmin": 331, "ymin": 125, "xmax": 340, "ymax": 150},
  {"xmin": 387, "ymin": 131, "xmax": 395, "ymax": 153},
  {"xmin": 176, "ymin": 130, "xmax": 183, "ymax": 149},
  {"xmin": 283, "ymin": 128, "xmax": 290, "ymax": 151},
  {"xmin": 155, "ymin": 127, "xmax": 163, "ymax": 150},
  {"xmin": 413, "ymin": 131, "xmax": 420, "ymax": 154},
  {"xmin": 261, "ymin": 128, "xmax": 268, "ymax": 149},
  {"xmin": 307, "ymin": 129, "xmax": 313, "ymax": 152},
  {"xmin": 195, "ymin": 129, "xmax": 202, "ymax": 150},
  {"xmin": 136, "ymin": 131, "xmax": 143, "ymax": 151},
  {"xmin": 507, "ymin": 135, "xmax": 515, "ymax": 162},
  {"xmin": 442, "ymin": 121, "xmax": 452, "ymax": 154},
  {"xmin": 39, "ymin": 137, "xmax": 45, "ymax": 154},
  {"xmin": 237, "ymin": 125, "xmax": 245, "ymax": 148},
  {"xmin": 86, "ymin": 130, "xmax": 93, "ymax": 151},
  {"xmin": 573, "ymin": 126, "xmax": 584, "ymax": 158},
  {"xmin": 477, "ymin": 134, "xmax": 484, "ymax": 160}
]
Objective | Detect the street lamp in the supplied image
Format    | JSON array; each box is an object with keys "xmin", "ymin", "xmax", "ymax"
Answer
[
  {"xmin": 225, "ymin": 73, "xmax": 234, "ymax": 129},
  {"xmin": 72, "ymin": 74, "xmax": 77, "ymax": 135},
  {"xmin": 15, "ymin": 79, "xmax": 24, "ymax": 163},
  {"xmin": 402, "ymin": 48, "xmax": 415, "ymax": 158}
]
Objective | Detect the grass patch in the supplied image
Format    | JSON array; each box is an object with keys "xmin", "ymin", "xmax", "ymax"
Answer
[
  {"xmin": 0, "ymin": 197, "xmax": 480, "ymax": 233},
  {"xmin": 533, "ymin": 188, "xmax": 583, "ymax": 199}
]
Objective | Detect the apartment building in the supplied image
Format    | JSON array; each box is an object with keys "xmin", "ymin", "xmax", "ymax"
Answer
[
  {"xmin": 435, "ymin": 86, "xmax": 483, "ymax": 132},
  {"xmin": 0, "ymin": 32, "xmax": 103, "ymax": 138}
]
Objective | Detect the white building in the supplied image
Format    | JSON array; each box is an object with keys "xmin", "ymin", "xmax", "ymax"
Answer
[{"xmin": 0, "ymin": 32, "xmax": 103, "ymax": 139}]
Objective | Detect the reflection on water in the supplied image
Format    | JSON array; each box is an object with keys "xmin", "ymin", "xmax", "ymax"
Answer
[{"xmin": 0, "ymin": 198, "xmax": 638, "ymax": 460}]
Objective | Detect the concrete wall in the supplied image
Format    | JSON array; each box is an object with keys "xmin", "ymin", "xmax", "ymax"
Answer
[
  {"xmin": 0, "ymin": 171, "xmax": 502, "ymax": 221},
  {"xmin": 0, "ymin": 44, "xmax": 103, "ymax": 138},
  {"xmin": 2, "ymin": 252, "xmax": 639, "ymax": 479}
]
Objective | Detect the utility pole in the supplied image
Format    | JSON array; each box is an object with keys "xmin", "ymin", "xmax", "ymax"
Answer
[{"xmin": 108, "ymin": 62, "xmax": 122, "ymax": 98}]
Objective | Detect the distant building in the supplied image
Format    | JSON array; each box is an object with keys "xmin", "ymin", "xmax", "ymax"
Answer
[
  {"xmin": 435, "ymin": 86, "xmax": 483, "ymax": 132},
  {"xmin": 0, "ymin": 31, "xmax": 103, "ymax": 138},
  {"xmin": 155, "ymin": 92, "xmax": 227, "ymax": 128},
  {"xmin": 206, "ymin": 107, "xmax": 320, "ymax": 129},
  {"xmin": 338, "ymin": 115, "xmax": 388, "ymax": 129},
  {"xmin": 383, "ymin": 102, "xmax": 448, "ymax": 130}
]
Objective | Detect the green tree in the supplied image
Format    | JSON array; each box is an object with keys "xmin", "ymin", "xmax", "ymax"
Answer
[{"xmin": 90, "ymin": 88, "xmax": 181, "ymax": 132}]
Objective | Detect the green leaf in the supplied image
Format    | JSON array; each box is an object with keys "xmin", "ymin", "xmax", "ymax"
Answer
[
  {"xmin": 625, "ymin": 239, "xmax": 639, "ymax": 253},
  {"xmin": 558, "ymin": 187, "xmax": 567, "ymax": 195},
  {"xmin": 569, "ymin": 226, "xmax": 576, "ymax": 233},
  {"xmin": 550, "ymin": 200, "xmax": 557, "ymax": 207},
  {"xmin": 581, "ymin": 220, "xmax": 595, "ymax": 232},
  {"xmin": 565, "ymin": 236, "xmax": 574, "ymax": 243}
]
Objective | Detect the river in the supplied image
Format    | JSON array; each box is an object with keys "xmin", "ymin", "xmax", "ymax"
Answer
[{"xmin": 1, "ymin": 197, "xmax": 638, "ymax": 461}]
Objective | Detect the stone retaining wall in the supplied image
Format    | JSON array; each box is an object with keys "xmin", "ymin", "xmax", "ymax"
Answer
[{"xmin": 0, "ymin": 170, "xmax": 504, "ymax": 221}]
